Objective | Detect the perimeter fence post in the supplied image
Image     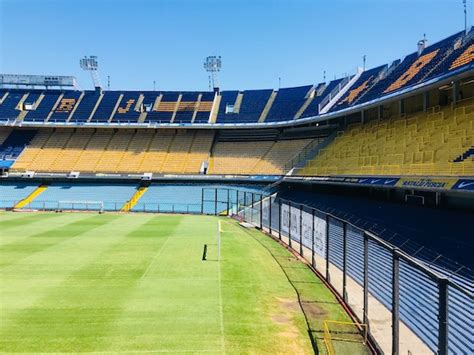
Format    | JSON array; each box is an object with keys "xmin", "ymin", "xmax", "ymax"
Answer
[
  {"xmin": 311, "ymin": 208, "xmax": 315, "ymax": 268},
  {"xmin": 438, "ymin": 278, "xmax": 449, "ymax": 355},
  {"xmin": 278, "ymin": 199, "xmax": 282, "ymax": 240},
  {"xmin": 288, "ymin": 201, "xmax": 292, "ymax": 248},
  {"xmin": 363, "ymin": 232, "xmax": 369, "ymax": 327},
  {"xmin": 325, "ymin": 214, "xmax": 330, "ymax": 282},
  {"xmin": 227, "ymin": 189, "xmax": 230, "ymax": 216},
  {"xmin": 299, "ymin": 205, "xmax": 303, "ymax": 256},
  {"xmin": 214, "ymin": 189, "xmax": 218, "ymax": 216},
  {"xmin": 259, "ymin": 194, "xmax": 263, "ymax": 229},
  {"xmin": 201, "ymin": 189, "xmax": 204, "ymax": 214},
  {"xmin": 342, "ymin": 221, "xmax": 348, "ymax": 302},
  {"xmin": 269, "ymin": 195, "xmax": 272, "ymax": 234},
  {"xmin": 244, "ymin": 193, "xmax": 247, "ymax": 220},
  {"xmin": 392, "ymin": 249, "xmax": 400, "ymax": 355}
]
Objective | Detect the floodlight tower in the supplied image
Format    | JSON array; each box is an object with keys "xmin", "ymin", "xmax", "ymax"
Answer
[
  {"xmin": 80, "ymin": 55, "xmax": 102, "ymax": 89},
  {"xmin": 463, "ymin": 0, "xmax": 468, "ymax": 34},
  {"xmin": 204, "ymin": 56, "xmax": 222, "ymax": 92}
]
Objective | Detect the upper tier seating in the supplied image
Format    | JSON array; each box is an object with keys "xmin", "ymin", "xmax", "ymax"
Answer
[
  {"xmin": 48, "ymin": 91, "xmax": 81, "ymax": 122},
  {"xmin": 301, "ymin": 79, "xmax": 344, "ymax": 118},
  {"xmin": 0, "ymin": 91, "xmax": 25, "ymax": 120},
  {"xmin": 265, "ymin": 86, "xmax": 312, "ymax": 122},
  {"xmin": 194, "ymin": 92, "xmax": 214, "ymax": 123},
  {"xmin": 111, "ymin": 92, "xmax": 141, "ymax": 122},
  {"xmin": 23, "ymin": 92, "xmax": 61, "ymax": 122},
  {"xmin": 300, "ymin": 99, "xmax": 474, "ymax": 176},
  {"xmin": 216, "ymin": 90, "xmax": 273, "ymax": 123},
  {"xmin": 0, "ymin": 30, "xmax": 471, "ymax": 125},
  {"xmin": 359, "ymin": 32, "xmax": 466, "ymax": 104},
  {"xmin": 91, "ymin": 91, "xmax": 121, "ymax": 122},
  {"xmin": 332, "ymin": 65, "xmax": 386, "ymax": 111},
  {"xmin": 145, "ymin": 92, "xmax": 180, "ymax": 123},
  {"xmin": 70, "ymin": 90, "xmax": 101, "ymax": 122}
]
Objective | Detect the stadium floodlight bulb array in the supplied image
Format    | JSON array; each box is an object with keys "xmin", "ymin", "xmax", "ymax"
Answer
[
  {"xmin": 80, "ymin": 55, "xmax": 102, "ymax": 89},
  {"xmin": 203, "ymin": 55, "xmax": 222, "ymax": 90}
]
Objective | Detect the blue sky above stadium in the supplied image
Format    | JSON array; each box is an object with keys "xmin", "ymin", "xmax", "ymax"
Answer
[{"xmin": 0, "ymin": 0, "xmax": 471, "ymax": 91}]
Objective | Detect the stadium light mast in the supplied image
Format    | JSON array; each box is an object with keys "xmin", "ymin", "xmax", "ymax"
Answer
[
  {"xmin": 204, "ymin": 56, "xmax": 222, "ymax": 92},
  {"xmin": 463, "ymin": 0, "xmax": 468, "ymax": 34},
  {"xmin": 80, "ymin": 55, "xmax": 102, "ymax": 90}
]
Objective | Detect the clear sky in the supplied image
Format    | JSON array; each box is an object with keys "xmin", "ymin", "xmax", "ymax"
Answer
[{"xmin": 0, "ymin": 0, "xmax": 471, "ymax": 91}]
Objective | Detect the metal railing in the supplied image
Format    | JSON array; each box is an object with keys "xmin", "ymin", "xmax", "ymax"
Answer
[{"xmin": 219, "ymin": 190, "xmax": 473, "ymax": 355}]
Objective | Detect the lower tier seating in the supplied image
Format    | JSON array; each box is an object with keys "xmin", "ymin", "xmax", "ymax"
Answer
[
  {"xmin": 13, "ymin": 129, "xmax": 215, "ymax": 174},
  {"xmin": 300, "ymin": 99, "xmax": 474, "ymax": 176},
  {"xmin": 209, "ymin": 139, "xmax": 312, "ymax": 175}
]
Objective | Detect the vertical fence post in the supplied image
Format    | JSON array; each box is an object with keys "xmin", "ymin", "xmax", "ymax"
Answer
[
  {"xmin": 325, "ymin": 214, "xmax": 330, "ymax": 282},
  {"xmin": 244, "ymin": 192, "xmax": 247, "ymax": 220},
  {"xmin": 269, "ymin": 195, "xmax": 272, "ymax": 234},
  {"xmin": 259, "ymin": 194, "xmax": 263, "ymax": 229},
  {"xmin": 311, "ymin": 208, "xmax": 315, "ymax": 268},
  {"xmin": 363, "ymin": 232, "xmax": 369, "ymax": 327},
  {"xmin": 214, "ymin": 189, "xmax": 218, "ymax": 216},
  {"xmin": 278, "ymin": 199, "xmax": 282, "ymax": 240},
  {"xmin": 201, "ymin": 189, "xmax": 204, "ymax": 214},
  {"xmin": 438, "ymin": 278, "xmax": 449, "ymax": 355},
  {"xmin": 288, "ymin": 201, "xmax": 292, "ymax": 248},
  {"xmin": 392, "ymin": 249, "xmax": 400, "ymax": 355},
  {"xmin": 342, "ymin": 222, "xmax": 348, "ymax": 302},
  {"xmin": 227, "ymin": 189, "xmax": 230, "ymax": 216},
  {"xmin": 299, "ymin": 205, "xmax": 303, "ymax": 256}
]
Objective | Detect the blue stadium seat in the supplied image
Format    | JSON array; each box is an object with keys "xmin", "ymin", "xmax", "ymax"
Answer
[
  {"xmin": 0, "ymin": 129, "xmax": 37, "ymax": 163},
  {"xmin": 0, "ymin": 90, "xmax": 27, "ymax": 121},
  {"xmin": 91, "ymin": 91, "xmax": 121, "ymax": 122},
  {"xmin": 111, "ymin": 92, "xmax": 141, "ymax": 122},
  {"xmin": 23, "ymin": 91, "xmax": 61, "ymax": 122},
  {"xmin": 265, "ymin": 85, "xmax": 312, "ymax": 122},
  {"xmin": 70, "ymin": 90, "xmax": 101, "ymax": 122},
  {"xmin": 48, "ymin": 91, "xmax": 82, "ymax": 122}
]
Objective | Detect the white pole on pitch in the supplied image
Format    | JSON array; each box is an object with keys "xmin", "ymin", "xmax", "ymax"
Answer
[{"xmin": 218, "ymin": 220, "xmax": 222, "ymax": 261}]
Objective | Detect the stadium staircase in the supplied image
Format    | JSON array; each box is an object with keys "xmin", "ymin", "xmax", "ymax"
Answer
[
  {"xmin": 209, "ymin": 94, "xmax": 220, "ymax": 123},
  {"xmin": 121, "ymin": 186, "xmax": 148, "ymax": 212},
  {"xmin": 14, "ymin": 184, "xmax": 48, "ymax": 209},
  {"xmin": 258, "ymin": 91, "xmax": 277, "ymax": 122},
  {"xmin": 233, "ymin": 92, "xmax": 243, "ymax": 114},
  {"xmin": 319, "ymin": 70, "xmax": 362, "ymax": 114},
  {"xmin": 294, "ymin": 90, "xmax": 315, "ymax": 119}
]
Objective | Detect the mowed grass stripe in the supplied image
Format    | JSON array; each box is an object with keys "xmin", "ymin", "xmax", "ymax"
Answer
[
  {"xmin": 0, "ymin": 214, "xmax": 179, "ymax": 352},
  {"xmin": 0, "ymin": 214, "xmax": 121, "ymax": 269},
  {"xmin": 0, "ymin": 215, "xmax": 152, "ymax": 328},
  {"xmin": 0, "ymin": 212, "xmax": 65, "ymax": 231},
  {"xmin": 101, "ymin": 215, "xmax": 225, "ymax": 352},
  {"xmin": 0, "ymin": 212, "xmax": 95, "ymax": 248}
]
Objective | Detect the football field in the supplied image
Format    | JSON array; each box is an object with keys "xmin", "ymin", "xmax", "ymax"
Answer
[{"xmin": 0, "ymin": 212, "xmax": 367, "ymax": 354}]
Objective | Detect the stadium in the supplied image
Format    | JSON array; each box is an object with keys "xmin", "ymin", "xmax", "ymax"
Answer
[{"xmin": 0, "ymin": 1, "xmax": 473, "ymax": 354}]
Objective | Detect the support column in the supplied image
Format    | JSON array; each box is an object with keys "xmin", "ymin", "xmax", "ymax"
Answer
[
  {"xmin": 438, "ymin": 278, "xmax": 449, "ymax": 355},
  {"xmin": 392, "ymin": 249, "xmax": 400, "ymax": 355}
]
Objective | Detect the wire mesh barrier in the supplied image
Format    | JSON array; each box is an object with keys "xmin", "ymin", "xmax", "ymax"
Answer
[{"xmin": 209, "ymin": 189, "xmax": 473, "ymax": 355}]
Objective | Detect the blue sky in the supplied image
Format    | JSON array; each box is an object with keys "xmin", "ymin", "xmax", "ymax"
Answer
[{"xmin": 0, "ymin": 0, "xmax": 471, "ymax": 91}]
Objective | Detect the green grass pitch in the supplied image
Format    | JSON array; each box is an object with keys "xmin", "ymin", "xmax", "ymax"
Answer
[{"xmin": 0, "ymin": 212, "xmax": 368, "ymax": 354}]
